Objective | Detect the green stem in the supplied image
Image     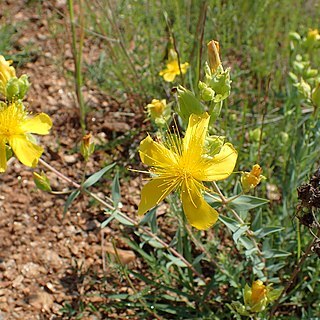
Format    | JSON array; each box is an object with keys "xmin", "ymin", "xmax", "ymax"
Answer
[
  {"xmin": 38, "ymin": 158, "xmax": 206, "ymax": 283},
  {"xmin": 68, "ymin": 0, "xmax": 86, "ymax": 132},
  {"xmin": 269, "ymin": 229, "xmax": 320, "ymax": 318}
]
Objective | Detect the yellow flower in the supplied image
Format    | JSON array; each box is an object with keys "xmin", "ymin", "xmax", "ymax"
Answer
[
  {"xmin": 244, "ymin": 280, "xmax": 268, "ymax": 312},
  {"xmin": 0, "ymin": 55, "xmax": 16, "ymax": 97},
  {"xmin": 146, "ymin": 99, "xmax": 167, "ymax": 118},
  {"xmin": 241, "ymin": 164, "xmax": 265, "ymax": 192},
  {"xmin": 307, "ymin": 28, "xmax": 320, "ymax": 42},
  {"xmin": 146, "ymin": 99, "xmax": 171, "ymax": 127},
  {"xmin": 138, "ymin": 112, "xmax": 237, "ymax": 230},
  {"xmin": 159, "ymin": 59, "xmax": 189, "ymax": 82},
  {"xmin": 0, "ymin": 102, "xmax": 52, "ymax": 172}
]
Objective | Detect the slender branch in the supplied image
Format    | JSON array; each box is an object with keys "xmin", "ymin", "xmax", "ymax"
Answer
[
  {"xmin": 112, "ymin": 242, "xmax": 164, "ymax": 320},
  {"xmin": 38, "ymin": 158, "xmax": 206, "ymax": 283},
  {"xmin": 184, "ymin": 224, "xmax": 230, "ymax": 277},
  {"xmin": 269, "ymin": 230, "xmax": 320, "ymax": 318},
  {"xmin": 212, "ymin": 181, "xmax": 263, "ymax": 257}
]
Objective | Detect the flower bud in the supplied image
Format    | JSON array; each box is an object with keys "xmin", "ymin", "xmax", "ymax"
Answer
[
  {"xmin": 289, "ymin": 31, "xmax": 301, "ymax": 42},
  {"xmin": 80, "ymin": 133, "xmax": 95, "ymax": 161},
  {"xmin": 146, "ymin": 99, "xmax": 171, "ymax": 127},
  {"xmin": 249, "ymin": 128, "xmax": 261, "ymax": 142},
  {"xmin": 232, "ymin": 280, "xmax": 282, "ymax": 316},
  {"xmin": 207, "ymin": 40, "xmax": 221, "ymax": 74},
  {"xmin": 205, "ymin": 135, "xmax": 224, "ymax": 156},
  {"xmin": 33, "ymin": 171, "xmax": 52, "ymax": 192},
  {"xmin": 241, "ymin": 164, "xmax": 265, "ymax": 192},
  {"xmin": 244, "ymin": 280, "xmax": 268, "ymax": 312},
  {"xmin": 176, "ymin": 85, "xmax": 205, "ymax": 122},
  {"xmin": 198, "ymin": 81, "xmax": 215, "ymax": 101}
]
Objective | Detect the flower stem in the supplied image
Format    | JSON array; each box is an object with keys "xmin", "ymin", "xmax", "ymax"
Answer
[
  {"xmin": 269, "ymin": 230, "xmax": 320, "ymax": 318},
  {"xmin": 38, "ymin": 158, "xmax": 206, "ymax": 283},
  {"xmin": 212, "ymin": 181, "xmax": 264, "ymax": 258}
]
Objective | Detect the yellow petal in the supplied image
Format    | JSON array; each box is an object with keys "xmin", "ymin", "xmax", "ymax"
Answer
[
  {"xmin": 139, "ymin": 135, "xmax": 177, "ymax": 167},
  {"xmin": 183, "ymin": 112, "xmax": 209, "ymax": 158},
  {"xmin": 137, "ymin": 178, "xmax": 175, "ymax": 216},
  {"xmin": 9, "ymin": 135, "xmax": 43, "ymax": 167},
  {"xmin": 180, "ymin": 62, "xmax": 189, "ymax": 74},
  {"xmin": 201, "ymin": 143, "xmax": 237, "ymax": 181},
  {"xmin": 162, "ymin": 71, "xmax": 176, "ymax": 82},
  {"xmin": 20, "ymin": 113, "xmax": 52, "ymax": 135},
  {"xmin": 0, "ymin": 140, "xmax": 7, "ymax": 172},
  {"xmin": 181, "ymin": 179, "xmax": 218, "ymax": 230}
]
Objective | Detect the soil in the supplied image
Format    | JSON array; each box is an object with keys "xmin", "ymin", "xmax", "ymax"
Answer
[{"xmin": 0, "ymin": 1, "xmax": 148, "ymax": 319}]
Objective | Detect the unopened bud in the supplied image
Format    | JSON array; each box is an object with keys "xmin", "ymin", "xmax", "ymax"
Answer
[
  {"xmin": 80, "ymin": 133, "xmax": 95, "ymax": 161},
  {"xmin": 33, "ymin": 171, "xmax": 52, "ymax": 192},
  {"xmin": 207, "ymin": 40, "xmax": 221, "ymax": 74},
  {"xmin": 241, "ymin": 164, "xmax": 265, "ymax": 192}
]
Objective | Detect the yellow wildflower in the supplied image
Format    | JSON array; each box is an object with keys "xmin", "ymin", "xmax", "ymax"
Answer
[
  {"xmin": 146, "ymin": 99, "xmax": 166, "ymax": 118},
  {"xmin": 244, "ymin": 280, "xmax": 268, "ymax": 312},
  {"xmin": 0, "ymin": 102, "xmax": 52, "ymax": 172},
  {"xmin": 241, "ymin": 164, "xmax": 265, "ymax": 192},
  {"xmin": 138, "ymin": 112, "xmax": 237, "ymax": 230},
  {"xmin": 159, "ymin": 59, "xmax": 189, "ymax": 82},
  {"xmin": 307, "ymin": 28, "xmax": 320, "ymax": 42},
  {"xmin": 146, "ymin": 99, "xmax": 171, "ymax": 127},
  {"xmin": 0, "ymin": 55, "xmax": 16, "ymax": 97},
  {"xmin": 232, "ymin": 279, "xmax": 282, "ymax": 316}
]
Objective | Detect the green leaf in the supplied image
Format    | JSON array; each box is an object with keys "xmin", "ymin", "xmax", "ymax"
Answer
[
  {"xmin": 64, "ymin": 189, "xmax": 81, "ymax": 214},
  {"xmin": 254, "ymin": 226, "xmax": 284, "ymax": 238},
  {"xmin": 139, "ymin": 207, "xmax": 157, "ymax": 226},
  {"xmin": 263, "ymin": 249, "xmax": 291, "ymax": 259},
  {"xmin": 219, "ymin": 215, "xmax": 241, "ymax": 233},
  {"xmin": 82, "ymin": 163, "xmax": 116, "ymax": 189},
  {"xmin": 111, "ymin": 168, "xmax": 121, "ymax": 207},
  {"xmin": 228, "ymin": 195, "xmax": 268, "ymax": 212},
  {"xmin": 113, "ymin": 211, "xmax": 135, "ymax": 226},
  {"xmin": 233, "ymin": 225, "xmax": 249, "ymax": 243},
  {"xmin": 164, "ymin": 253, "xmax": 188, "ymax": 268},
  {"xmin": 139, "ymin": 233, "xmax": 165, "ymax": 249},
  {"xmin": 101, "ymin": 209, "xmax": 135, "ymax": 227}
]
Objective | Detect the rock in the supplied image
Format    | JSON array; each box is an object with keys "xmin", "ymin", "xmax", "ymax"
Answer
[
  {"xmin": 64, "ymin": 154, "xmax": 78, "ymax": 165},
  {"xmin": 104, "ymin": 244, "xmax": 136, "ymax": 265},
  {"xmin": 21, "ymin": 262, "xmax": 45, "ymax": 278},
  {"xmin": 28, "ymin": 289, "xmax": 54, "ymax": 312}
]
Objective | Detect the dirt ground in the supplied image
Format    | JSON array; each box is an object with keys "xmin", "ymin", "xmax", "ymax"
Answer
[{"xmin": 0, "ymin": 1, "xmax": 148, "ymax": 319}]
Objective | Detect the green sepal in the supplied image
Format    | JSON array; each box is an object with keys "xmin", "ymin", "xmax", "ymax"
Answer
[{"xmin": 176, "ymin": 85, "xmax": 205, "ymax": 123}]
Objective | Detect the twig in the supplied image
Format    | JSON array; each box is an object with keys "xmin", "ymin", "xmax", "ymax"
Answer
[
  {"xmin": 38, "ymin": 158, "xmax": 206, "ymax": 283},
  {"xmin": 212, "ymin": 181, "xmax": 264, "ymax": 257},
  {"xmin": 112, "ymin": 242, "xmax": 164, "ymax": 320},
  {"xmin": 269, "ymin": 230, "xmax": 320, "ymax": 318}
]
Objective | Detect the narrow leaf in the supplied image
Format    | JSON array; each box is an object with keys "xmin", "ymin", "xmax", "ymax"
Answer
[{"xmin": 82, "ymin": 163, "xmax": 116, "ymax": 188}]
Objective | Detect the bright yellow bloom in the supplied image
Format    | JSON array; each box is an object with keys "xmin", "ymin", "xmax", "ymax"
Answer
[
  {"xmin": 138, "ymin": 112, "xmax": 237, "ymax": 230},
  {"xmin": 159, "ymin": 59, "xmax": 189, "ymax": 82},
  {"xmin": 146, "ymin": 99, "xmax": 167, "ymax": 118},
  {"xmin": 241, "ymin": 164, "xmax": 265, "ymax": 192},
  {"xmin": 244, "ymin": 280, "xmax": 268, "ymax": 312},
  {"xmin": 146, "ymin": 99, "xmax": 171, "ymax": 127},
  {"xmin": 307, "ymin": 28, "xmax": 320, "ymax": 42},
  {"xmin": 0, "ymin": 102, "xmax": 52, "ymax": 172},
  {"xmin": 0, "ymin": 55, "xmax": 16, "ymax": 97}
]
